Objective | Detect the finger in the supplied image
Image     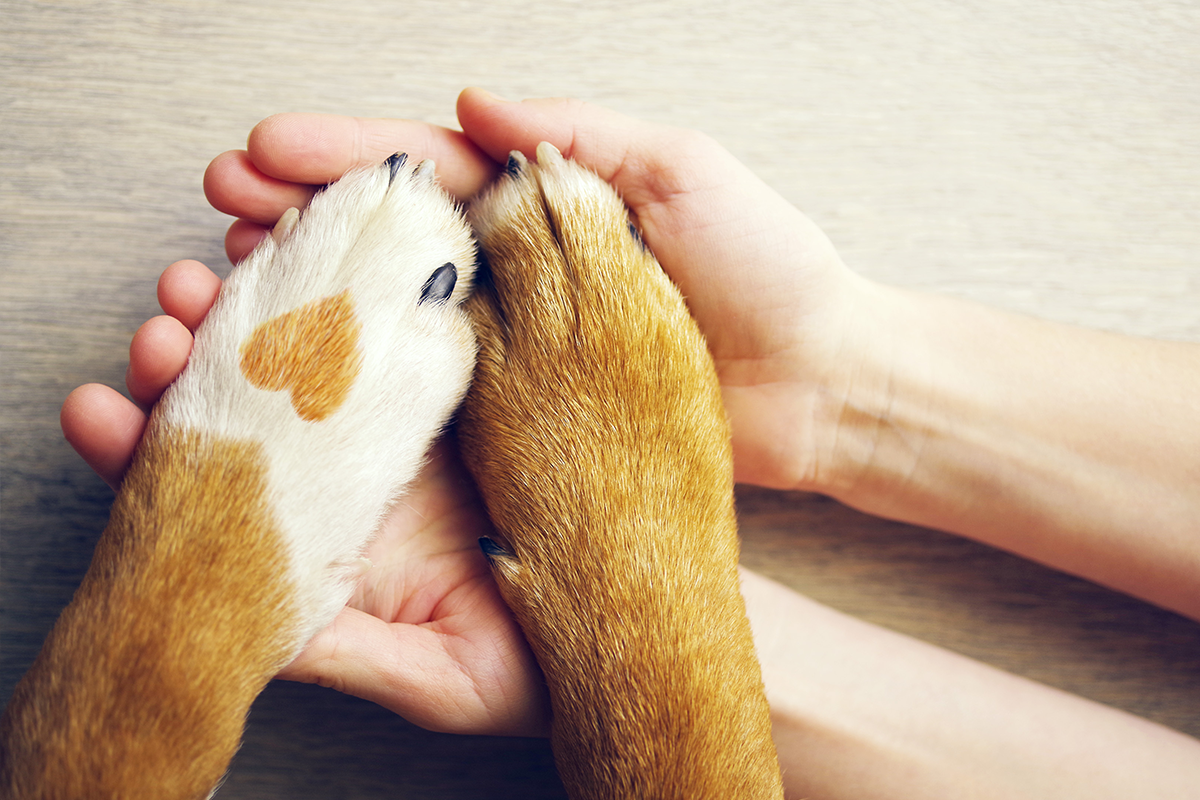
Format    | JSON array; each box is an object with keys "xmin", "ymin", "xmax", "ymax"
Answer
[
  {"xmin": 61, "ymin": 384, "xmax": 148, "ymax": 489},
  {"xmin": 456, "ymin": 87, "xmax": 715, "ymax": 208},
  {"xmin": 458, "ymin": 88, "xmax": 827, "ymax": 320},
  {"xmin": 126, "ymin": 316, "xmax": 193, "ymax": 408},
  {"xmin": 246, "ymin": 113, "xmax": 501, "ymax": 201},
  {"xmin": 278, "ymin": 607, "xmax": 491, "ymax": 734},
  {"xmin": 157, "ymin": 259, "xmax": 222, "ymax": 331},
  {"xmin": 204, "ymin": 149, "xmax": 317, "ymax": 226},
  {"xmin": 224, "ymin": 219, "xmax": 271, "ymax": 265},
  {"xmin": 279, "ymin": 604, "xmax": 548, "ymax": 737}
]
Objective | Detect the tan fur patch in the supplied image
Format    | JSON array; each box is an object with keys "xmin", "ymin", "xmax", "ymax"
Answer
[
  {"xmin": 459, "ymin": 148, "xmax": 783, "ymax": 798},
  {"xmin": 239, "ymin": 290, "xmax": 362, "ymax": 422},
  {"xmin": 0, "ymin": 424, "xmax": 297, "ymax": 798}
]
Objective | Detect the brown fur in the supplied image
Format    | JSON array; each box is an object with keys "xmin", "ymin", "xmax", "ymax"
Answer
[
  {"xmin": 239, "ymin": 289, "xmax": 363, "ymax": 422},
  {"xmin": 0, "ymin": 424, "xmax": 297, "ymax": 798},
  {"xmin": 457, "ymin": 145, "xmax": 783, "ymax": 799},
  {"xmin": 0, "ymin": 155, "xmax": 478, "ymax": 798}
]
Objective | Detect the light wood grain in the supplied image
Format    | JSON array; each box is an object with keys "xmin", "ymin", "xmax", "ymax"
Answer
[{"xmin": 3, "ymin": 1, "xmax": 1198, "ymax": 796}]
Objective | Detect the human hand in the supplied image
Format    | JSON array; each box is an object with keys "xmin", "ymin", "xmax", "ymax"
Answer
[
  {"xmin": 62, "ymin": 89, "xmax": 867, "ymax": 734},
  {"xmin": 451, "ymin": 90, "xmax": 876, "ymax": 492},
  {"xmin": 60, "ymin": 258, "xmax": 550, "ymax": 738},
  {"xmin": 203, "ymin": 90, "xmax": 871, "ymax": 492}
]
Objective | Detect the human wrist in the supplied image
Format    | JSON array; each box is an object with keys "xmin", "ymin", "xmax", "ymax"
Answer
[
  {"xmin": 816, "ymin": 282, "xmax": 940, "ymax": 502},
  {"xmin": 796, "ymin": 281, "xmax": 1019, "ymax": 525},
  {"xmin": 749, "ymin": 275, "xmax": 925, "ymax": 502}
]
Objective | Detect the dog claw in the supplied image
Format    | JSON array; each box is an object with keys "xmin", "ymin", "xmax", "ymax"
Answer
[
  {"xmin": 386, "ymin": 152, "xmax": 408, "ymax": 185},
  {"xmin": 419, "ymin": 262, "xmax": 458, "ymax": 305},
  {"xmin": 628, "ymin": 221, "xmax": 648, "ymax": 251},
  {"xmin": 415, "ymin": 159, "xmax": 436, "ymax": 182},
  {"xmin": 535, "ymin": 141, "xmax": 563, "ymax": 165},
  {"xmin": 504, "ymin": 150, "xmax": 527, "ymax": 178},
  {"xmin": 479, "ymin": 536, "xmax": 515, "ymax": 561},
  {"xmin": 272, "ymin": 207, "xmax": 300, "ymax": 245},
  {"xmin": 330, "ymin": 556, "xmax": 373, "ymax": 579}
]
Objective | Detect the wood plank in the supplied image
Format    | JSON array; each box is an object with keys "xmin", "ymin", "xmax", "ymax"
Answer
[{"xmin": 3, "ymin": 1, "xmax": 1198, "ymax": 795}]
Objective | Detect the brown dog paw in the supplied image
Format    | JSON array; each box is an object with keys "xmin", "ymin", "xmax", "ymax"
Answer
[{"xmin": 458, "ymin": 143, "xmax": 781, "ymax": 799}]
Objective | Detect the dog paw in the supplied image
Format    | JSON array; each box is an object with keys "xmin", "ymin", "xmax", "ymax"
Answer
[
  {"xmin": 153, "ymin": 154, "xmax": 477, "ymax": 636},
  {"xmin": 457, "ymin": 145, "xmax": 781, "ymax": 798},
  {"xmin": 458, "ymin": 142, "xmax": 732, "ymax": 593},
  {"xmin": 0, "ymin": 156, "xmax": 481, "ymax": 798}
]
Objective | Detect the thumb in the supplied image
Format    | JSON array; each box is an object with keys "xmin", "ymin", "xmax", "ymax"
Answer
[
  {"xmin": 277, "ymin": 605, "xmax": 549, "ymax": 736},
  {"xmin": 277, "ymin": 607, "xmax": 472, "ymax": 733},
  {"xmin": 277, "ymin": 606, "xmax": 393, "ymax": 693}
]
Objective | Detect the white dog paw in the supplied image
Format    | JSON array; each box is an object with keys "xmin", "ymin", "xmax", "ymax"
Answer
[{"xmin": 153, "ymin": 154, "xmax": 477, "ymax": 640}]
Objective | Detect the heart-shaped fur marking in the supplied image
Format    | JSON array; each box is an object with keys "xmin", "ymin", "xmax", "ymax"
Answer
[{"xmin": 239, "ymin": 290, "xmax": 362, "ymax": 422}]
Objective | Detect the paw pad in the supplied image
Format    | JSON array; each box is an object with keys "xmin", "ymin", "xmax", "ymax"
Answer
[{"xmin": 239, "ymin": 290, "xmax": 363, "ymax": 422}]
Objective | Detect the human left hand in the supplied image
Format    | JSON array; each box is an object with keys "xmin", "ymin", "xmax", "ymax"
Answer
[{"xmin": 63, "ymin": 257, "xmax": 549, "ymax": 737}]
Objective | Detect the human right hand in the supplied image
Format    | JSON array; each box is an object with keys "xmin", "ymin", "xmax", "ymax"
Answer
[{"xmin": 451, "ymin": 90, "xmax": 866, "ymax": 492}]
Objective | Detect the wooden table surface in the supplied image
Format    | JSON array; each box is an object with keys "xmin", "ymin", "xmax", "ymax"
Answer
[{"xmin": 3, "ymin": 1, "xmax": 1198, "ymax": 796}]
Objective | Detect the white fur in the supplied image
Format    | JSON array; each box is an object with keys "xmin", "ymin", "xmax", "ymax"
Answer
[{"xmin": 155, "ymin": 157, "xmax": 477, "ymax": 649}]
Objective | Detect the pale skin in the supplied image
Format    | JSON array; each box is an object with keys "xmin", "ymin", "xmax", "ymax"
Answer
[{"xmin": 60, "ymin": 89, "xmax": 1200, "ymax": 797}]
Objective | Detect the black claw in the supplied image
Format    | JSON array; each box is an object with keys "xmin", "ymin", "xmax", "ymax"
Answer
[
  {"xmin": 386, "ymin": 152, "xmax": 408, "ymax": 185},
  {"xmin": 479, "ymin": 537, "xmax": 514, "ymax": 560},
  {"xmin": 473, "ymin": 246, "xmax": 494, "ymax": 291},
  {"xmin": 504, "ymin": 153, "xmax": 523, "ymax": 178},
  {"xmin": 628, "ymin": 221, "xmax": 647, "ymax": 251},
  {"xmin": 418, "ymin": 262, "xmax": 457, "ymax": 305}
]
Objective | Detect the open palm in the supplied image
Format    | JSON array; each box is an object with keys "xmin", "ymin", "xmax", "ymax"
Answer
[
  {"xmin": 64, "ymin": 257, "xmax": 548, "ymax": 737},
  {"xmin": 277, "ymin": 436, "xmax": 548, "ymax": 736}
]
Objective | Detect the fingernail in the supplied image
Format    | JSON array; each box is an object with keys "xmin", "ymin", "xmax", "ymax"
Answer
[{"xmin": 476, "ymin": 88, "xmax": 512, "ymax": 103}]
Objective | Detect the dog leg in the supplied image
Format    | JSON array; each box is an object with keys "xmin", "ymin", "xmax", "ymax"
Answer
[
  {"xmin": 0, "ymin": 154, "xmax": 477, "ymax": 799},
  {"xmin": 458, "ymin": 144, "xmax": 783, "ymax": 799}
]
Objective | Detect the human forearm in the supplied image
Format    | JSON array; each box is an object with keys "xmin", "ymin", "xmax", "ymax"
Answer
[
  {"xmin": 809, "ymin": 281, "xmax": 1200, "ymax": 619},
  {"xmin": 740, "ymin": 569, "xmax": 1200, "ymax": 799}
]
